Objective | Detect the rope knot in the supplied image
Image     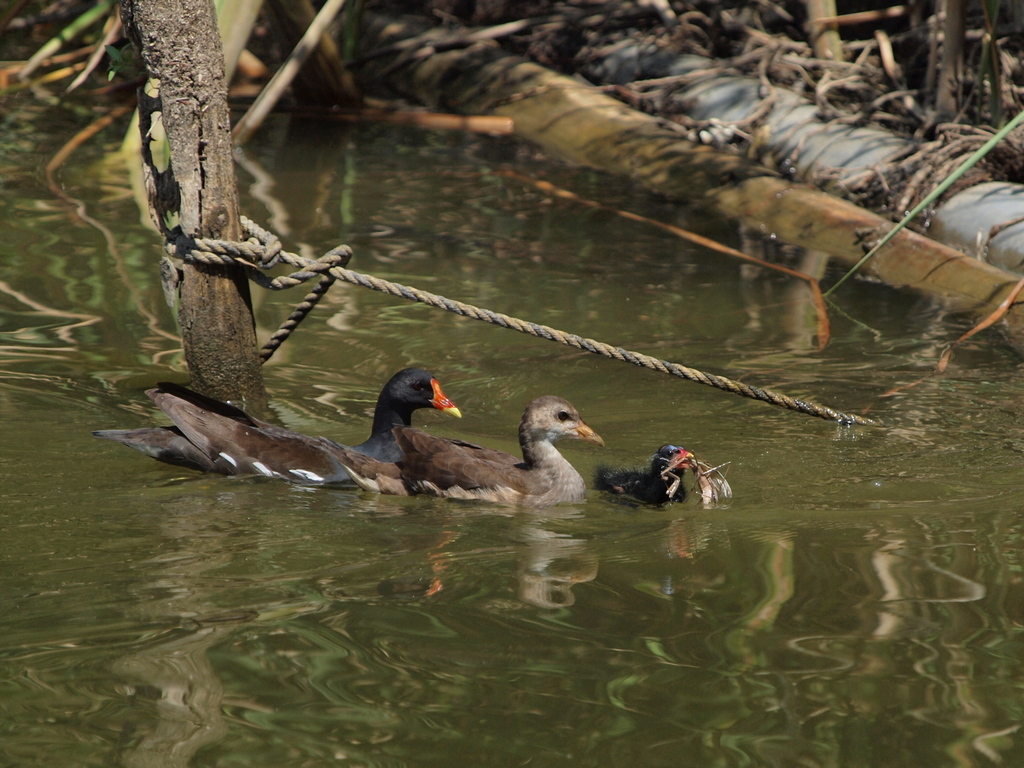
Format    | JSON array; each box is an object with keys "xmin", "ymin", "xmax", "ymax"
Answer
[
  {"xmin": 238, "ymin": 216, "xmax": 283, "ymax": 268},
  {"xmin": 163, "ymin": 217, "xmax": 355, "ymax": 363}
]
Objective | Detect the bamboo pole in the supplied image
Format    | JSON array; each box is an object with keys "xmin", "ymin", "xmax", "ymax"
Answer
[
  {"xmin": 234, "ymin": 0, "xmax": 354, "ymax": 144},
  {"xmin": 352, "ymin": 14, "xmax": 1024, "ymax": 338},
  {"xmin": 805, "ymin": 0, "xmax": 845, "ymax": 61}
]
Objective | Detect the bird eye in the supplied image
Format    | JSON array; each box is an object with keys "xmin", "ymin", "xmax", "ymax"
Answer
[
  {"xmin": 412, "ymin": 382, "xmax": 426, "ymax": 391},
  {"xmin": 557, "ymin": 410, "xmax": 570, "ymax": 422}
]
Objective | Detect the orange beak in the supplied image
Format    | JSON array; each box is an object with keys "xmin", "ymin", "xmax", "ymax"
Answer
[
  {"xmin": 575, "ymin": 419, "xmax": 605, "ymax": 447},
  {"xmin": 430, "ymin": 378, "xmax": 462, "ymax": 418}
]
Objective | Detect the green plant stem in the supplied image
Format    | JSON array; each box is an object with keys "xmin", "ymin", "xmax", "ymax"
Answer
[
  {"xmin": 824, "ymin": 107, "xmax": 1024, "ymax": 297},
  {"xmin": 18, "ymin": 0, "xmax": 117, "ymax": 81}
]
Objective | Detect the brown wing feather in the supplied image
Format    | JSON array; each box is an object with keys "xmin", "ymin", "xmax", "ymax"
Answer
[
  {"xmin": 149, "ymin": 383, "xmax": 273, "ymax": 429},
  {"xmin": 318, "ymin": 439, "xmax": 410, "ymax": 495},
  {"xmin": 153, "ymin": 391, "xmax": 346, "ymax": 479},
  {"xmin": 394, "ymin": 427, "xmax": 530, "ymax": 494}
]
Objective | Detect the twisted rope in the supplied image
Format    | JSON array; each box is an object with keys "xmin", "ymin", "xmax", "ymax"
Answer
[
  {"xmin": 328, "ymin": 268, "xmax": 872, "ymax": 425},
  {"xmin": 171, "ymin": 219, "xmax": 874, "ymax": 426},
  {"xmin": 171, "ymin": 218, "xmax": 352, "ymax": 361}
]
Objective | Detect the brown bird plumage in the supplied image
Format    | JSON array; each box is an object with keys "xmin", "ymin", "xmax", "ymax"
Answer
[
  {"xmin": 337, "ymin": 396, "xmax": 604, "ymax": 507},
  {"xmin": 92, "ymin": 369, "xmax": 461, "ymax": 485}
]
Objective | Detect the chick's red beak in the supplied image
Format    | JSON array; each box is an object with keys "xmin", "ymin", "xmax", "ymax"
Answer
[
  {"xmin": 665, "ymin": 447, "xmax": 695, "ymax": 473},
  {"xmin": 430, "ymin": 378, "xmax": 462, "ymax": 418}
]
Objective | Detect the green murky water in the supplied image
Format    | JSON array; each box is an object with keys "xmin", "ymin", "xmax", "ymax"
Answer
[{"xmin": 4, "ymin": 105, "xmax": 1024, "ymax": 768}]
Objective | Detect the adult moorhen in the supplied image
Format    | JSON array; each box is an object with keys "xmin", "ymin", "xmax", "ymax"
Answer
[
  {"xmin": 594, "ymin": 445, "xmax": 694, "ymax": 504},
  {"xmin": 92, "ymin": 368, "xmax": 461, "ymax": 485},
  {"xmin": 334, "ymin": 395, "xmax": 605, "ymax": 507}
]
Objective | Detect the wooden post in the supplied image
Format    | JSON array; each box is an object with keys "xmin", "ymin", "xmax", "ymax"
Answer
[{"xmin": 121, "ymin": 0, "xmax": 266, "ymax": 407}]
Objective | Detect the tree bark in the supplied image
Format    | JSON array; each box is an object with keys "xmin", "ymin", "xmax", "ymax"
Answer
[{"xmin": 121, "ymin": 0, "xmax": 266, "ymax": 407}]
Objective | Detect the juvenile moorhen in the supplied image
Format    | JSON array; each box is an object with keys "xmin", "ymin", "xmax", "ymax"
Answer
[
  {"xmin": 335, "ymin": 395, "xmax": 605, "ymax": 507},
  {"xmin": 92, "ymin": 368, "xmax": 461, "ymax": 485},
  {"xmin": 594, "ymin": 445, "xmax": 694, "ymax": 504}
]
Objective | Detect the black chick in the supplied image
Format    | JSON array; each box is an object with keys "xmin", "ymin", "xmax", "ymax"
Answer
[{"xmin": 594, "ymin": 445, "xmax": 693, "ymax": 504}]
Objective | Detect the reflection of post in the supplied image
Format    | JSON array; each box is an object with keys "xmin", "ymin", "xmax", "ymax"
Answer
[
  {"xmin": 871, "ymin": 537, "xmax": 907, "ymax": 637},
  {"xmin": 866, "ymin": 531, "xmax": 995, "ymax": 753},
  {"xmin": 114, "ymin": 626, "xmax": 230, "ymax": 768},
  {"xmin": 870, "ymin": 534, "xmax": 986, "ymax": 637},
  {"xmin": 736, "ymin": 225, "xmax": 828, "ymax": 353},
  {"xmin": 720, "ymin": 532, "xmax": 796, "ymax": 666},
  {"xmin": 515, "ymin": 522, "xmax": 598, "ymax": 609},
  {"xmin": 744, "ymin": 533, "xmax": 795, "ymax": 632},
  {"xmin": 112, "ymin": 498, "xmax": 253, "ymax": 767}
]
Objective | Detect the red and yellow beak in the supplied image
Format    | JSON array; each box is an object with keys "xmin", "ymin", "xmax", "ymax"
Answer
[
  {"xmin": 665, "ymin": 447, "xmax": 695, "ymax": 473},
  {"xmin": 430, "ymin": 378, "xmax": 462, "ymax": 418}
]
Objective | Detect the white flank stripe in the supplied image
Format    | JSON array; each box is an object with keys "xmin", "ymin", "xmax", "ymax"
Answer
[{"xmin": 289, "ymin": 469, "xmax": 325, "ymax": 483}]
